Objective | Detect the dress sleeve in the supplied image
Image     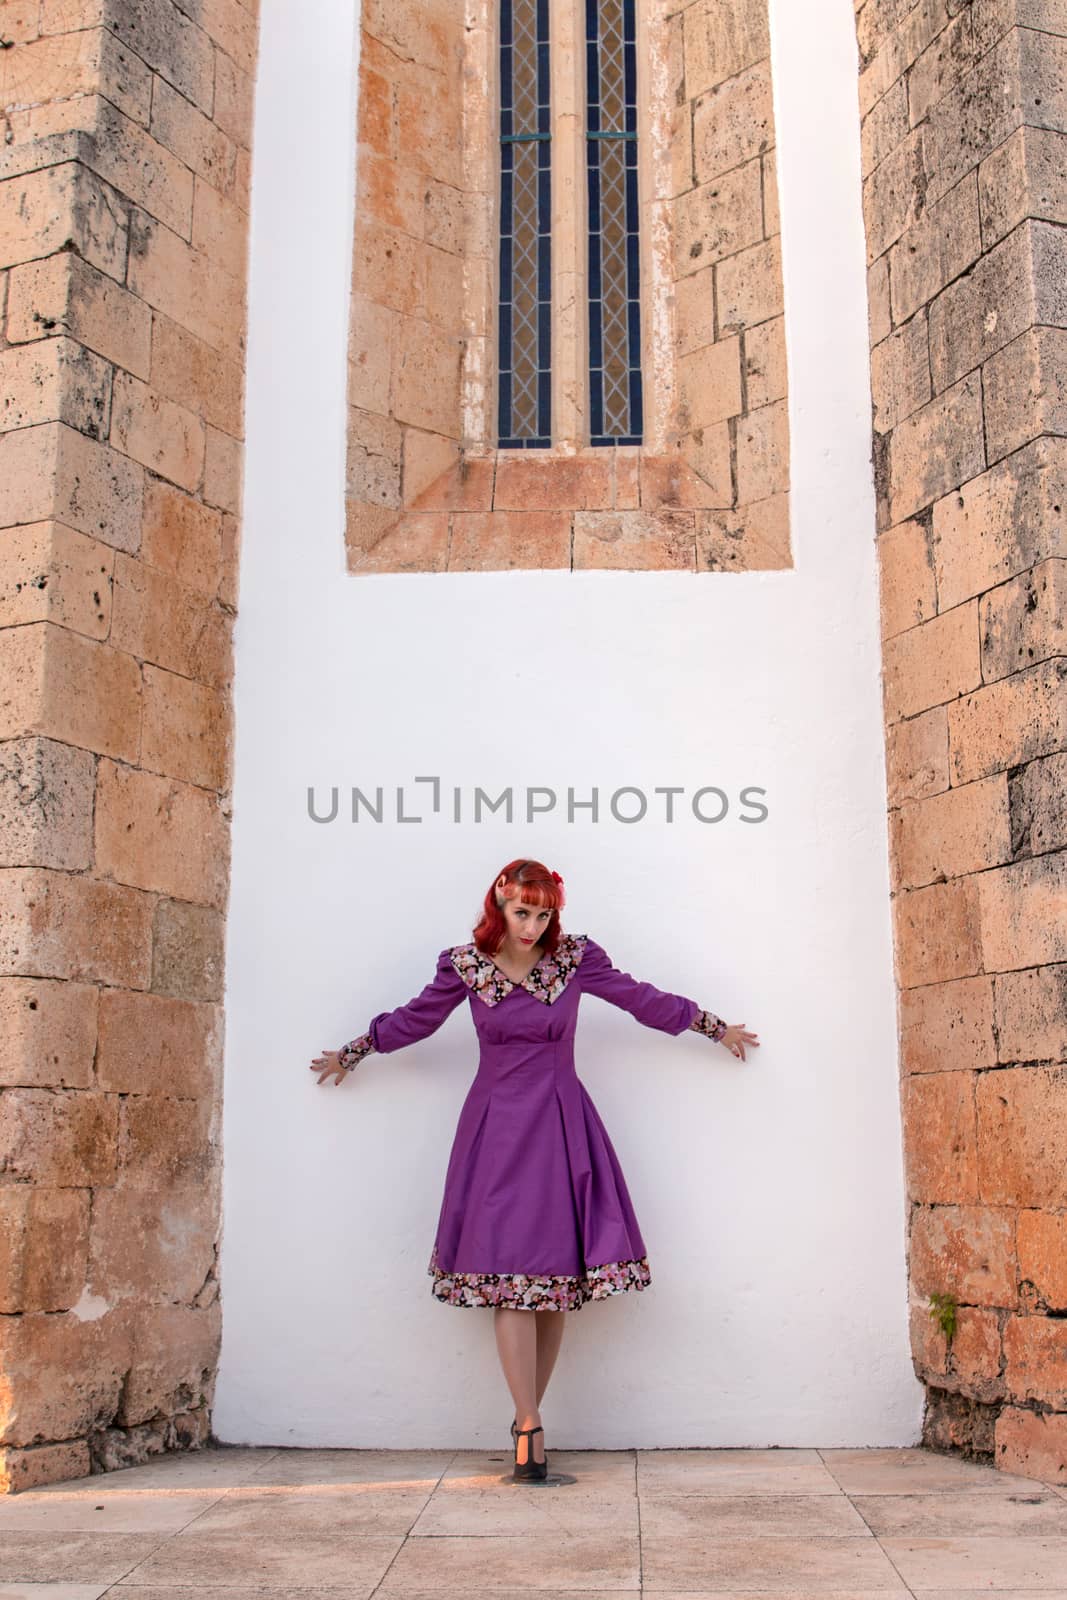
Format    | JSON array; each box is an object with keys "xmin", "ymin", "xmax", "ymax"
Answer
[
  {"xmin": 579, "ymin": 935, "xmax": 725, "ymax": 1039},
  {"xmin": 337, "ymin": 947, "xmax": 467, "ymax": 1069}
]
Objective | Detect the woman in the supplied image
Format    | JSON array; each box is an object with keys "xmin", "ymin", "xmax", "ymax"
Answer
[{"xmin": 310, "ymin": 859, "xmax": 759, "ymax": 1483}]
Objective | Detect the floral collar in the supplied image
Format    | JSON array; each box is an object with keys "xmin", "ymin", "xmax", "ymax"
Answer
[{"xmin": 450, "ymin": 932, "xmax": 588, "ymax": 1006}]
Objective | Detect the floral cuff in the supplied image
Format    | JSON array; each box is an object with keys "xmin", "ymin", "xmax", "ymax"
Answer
[
  {"xmin": 689, "ymin": 1009, "xmax": 728, "ymax": 1043},
  {"xmin": 337, "ymin": 1031, "xmax": 375, "ymax": 1071}
]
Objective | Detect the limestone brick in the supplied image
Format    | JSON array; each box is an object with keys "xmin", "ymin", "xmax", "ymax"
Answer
[{"xmin": 899, "ymin": 973, "xmax": 996, "ymax": 1076}]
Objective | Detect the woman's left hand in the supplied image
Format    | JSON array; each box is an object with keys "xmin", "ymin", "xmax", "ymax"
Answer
[{"xmin": 720, "ymin": 1024, "xmax": 759, "ymax": 1060}]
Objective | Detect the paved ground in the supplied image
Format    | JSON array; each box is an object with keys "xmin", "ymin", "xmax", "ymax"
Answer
[{"xmin": 0, "ymin": 1443, "xmax": 1065, "ymax": 1597}]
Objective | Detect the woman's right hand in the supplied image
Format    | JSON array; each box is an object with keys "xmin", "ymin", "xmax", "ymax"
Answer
[{"xmin": 310, "ymin": 1049, "xmax": 349, "ymax": 1086}]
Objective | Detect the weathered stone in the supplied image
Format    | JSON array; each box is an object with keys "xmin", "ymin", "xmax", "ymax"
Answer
[
  {"xmin": 995, "ymin": 1406, "xmax": 1067, "ymax": 1485},
  {"xmin": 0, "ymin": 975, "xmax": 98, "ymax": 1089},
  {"xmin": 885, "ymin": 371, "xmax": 985, "ymax": 527},
  {"xmin": 948, "ymin": 658, "xmax": 1067, "ymax": 784},
  {"xmin": 901, "ymin": 1069, "xmax": 981, "ymax": 1200},
  {"xmin": 996, "ymin": 961, "xmax": 1067, "ymax": 1063},
  {"xmin": 0, "ymin": 868, "xmax": 153, "ymax": 987},
  {"xmin": 0, "ymin": 1086, "xmax": 118, "ymax": 1186},
  {"xmin": 982, "ymin": 325, "xmax": 1067, "ymax": 465},
  {"xmin": 981, "ymin": 558, "xmax": 1067, "ymax": 683},
  {"xmin": 909, "ymin": 1203, "xmax": 1018, "ymax": 1306},
  {"xmin": 895, "ymin": 875, "xmax": 983, "ymax": 986},
  {"xmin": 97, "ymin": 987, "xmax": 221, "ymax": 1099},
  {"xmin": 900, "ymin": 973, "xmax": 996, "ymax": 1075},
  {"xmin": 977, "ymin": 1062, "xmax": 1067, "ymax": 1206},
  {"xmin": 1018, "ymin": 1208, "xmax": 1067, "ymax": 1309},
  {"xmin": 151, "ymin": 899, "xmax": 226, "ymax": 1003},
  {"xmin": 0, "ymin": 520, "xmax": 113, "ymax": 639},
  {"xmin": 885, "ymin": 703, "xmax": 950, "ymax": 805},
  {"xmin": 882, "ymin": 600, "xmax": 982, "ymax": 722},
  {"xmin": 891, "ymin": 772, "xmax": 1012, "ymax": 889},
  {"xmin": 0, "ymin": 736, "xmax": 94, "ymax": 870},
  {"xmin": 0, "ymin": 1187, "xmax": 89, "ymax": 1312},
  {"xmin": 978, "ymin": 853, "xmax": 1067, "ymax": 971},
  {"xmin": 932, "ymin": 437, "xmax": 1067, "ymax": 612},
  {"xmin": 877, "ymin": 517, "xmax": 937, "ymax": 638}
]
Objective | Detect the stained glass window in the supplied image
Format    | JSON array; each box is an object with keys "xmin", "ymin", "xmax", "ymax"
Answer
[
  {"xmin": 586, "ymin": 0, "xmax": 642, "ymax": 444},
  {"xmin": 497, "ymin": 0, "xmax": 552, "ymax": 448}
]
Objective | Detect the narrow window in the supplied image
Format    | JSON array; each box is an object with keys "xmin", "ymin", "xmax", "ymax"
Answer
[
  {"xmin": 586, "ymin": 0, "xmax": 642, "ymax": 445},
  {"xmin": 498, "ymin": 0, "xmax": 552, "ymax": 448}
]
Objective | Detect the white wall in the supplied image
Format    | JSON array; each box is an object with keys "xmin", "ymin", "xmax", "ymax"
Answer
[{"xmin": 213, "ymin": 0, "xmax": 923, "ymax": 1448}]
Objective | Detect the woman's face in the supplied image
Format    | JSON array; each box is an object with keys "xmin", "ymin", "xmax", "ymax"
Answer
[{"xmin": 500, "ymin": 897, "xmax": 553, "ymax": 950}]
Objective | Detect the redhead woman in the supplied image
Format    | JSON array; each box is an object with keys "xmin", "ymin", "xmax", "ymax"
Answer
[{"xmin": 310, "ymin": 859, "xmax": 759, "ymax": 1483}]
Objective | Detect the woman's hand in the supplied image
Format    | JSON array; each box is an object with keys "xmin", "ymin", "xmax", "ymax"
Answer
[
  {"xmin": 720, "ymin": 1024, "xmax": 759, "ymax": 1060},
  {"xmin": 310, "ymin": 1049, "xmax": 349, "ymax": 1086}
]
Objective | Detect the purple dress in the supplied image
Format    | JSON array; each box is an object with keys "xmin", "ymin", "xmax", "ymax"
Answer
[{"xmin": 339, "ymin": 933, "xmax": 726, "ymax": 1311}]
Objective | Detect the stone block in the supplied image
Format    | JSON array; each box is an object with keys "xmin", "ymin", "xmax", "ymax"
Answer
[
  {"xmin": 0, "ymin": 1085, "xmax": 118, "ymax": 1186},
  {"xmin": 743, "ymin": 316, "xmax": 787, "ymax": 408},
  {"xmin": 151, "ymin": 898, "xmax": 225, "ymax": 1002},
  {"xmin": 908, "ymin": 1203, "xmax": 1018, "ymax": 1306},
  {"xmin": 981, "ymin": 557, "xmax": 1067, "ymax": 682},
  {"xmin": 900, "ymin": 1069, "xmax": 980, "ymax": 1200},
  {"xmin": 6, "ymin": 252, "xmax": 151, "ymax": 381},
  {"xmin": 493, "ymin": 456, "xmax": 613, "ymax": 512},
  {"xmin": 885, "ymin": 370, "xmax": 985, "ymax": 527},
  {"xmin": 696, "ymin": 492, "xmax": 792, "ymax": 569},
  {"xmin": 0, "ymin": 1187, "xmax": 89, "ymax": 1312},
  {"xmin": 1003, "ymin": 1313, "xmax": 1067, "ymax": 1407},
  {"xmin": 97, "ymin": 987, "xmax": 220, "ymax": 1098},
  {"xmin": 673, "ymin": 160, "xmax": 763, "ymax": 277},
  {"xmin": 882, "ymin": 600, "xmax": 982, "ymax": 722},
  {"xmin": 979, "ymin": 124, "xmax": 1067, "ymax": 247},
  {"xmin": 871, "ymin": 312, "xmax": 931, "ymax": 434},
  {"xmin": 982, "ymin": 325, "xmax": 1067, "ymax": 465},
  {"xmin": 140, "ymin": 664, "xmax": 231, "ymax": 792},
  {"xmin": 877, "ymin": 517, "xmax": 937, "ymax": 638},
  {"xmin": 948, "ymin": 657, "xmax": 1067, "ymax": 783},
  {"xmin": 150, "ymin": 311, "xmax": 245, "ymax": 438},
  {"xmin": 891, "ymin": 772, "xmax": 1012, "ymax": 889},
  {"xmin": 885, "ymin": 703, "xmax": 950, "ymax": 804},
  {"xmin": 110, "ymin": 371, "xmax": 206, "ymax": 496},
  {"xmin": 111, "ymin": 555, "xmax": 233, "ymax": 688},
  {"xmin": 0, "ymin": 335, "xmax": 111, "ymax": 437},
  {"xmin": 88, "ymin": 1174, "xmax": 220, "ymax": 1303},
  {"xmin": 573, "ymin": 510, "xmax": 697, "ymax": 571},
  {"xmin": 677, "ymin": 336, "xmax": 742, "ymax": 430},
  {"xmin": 888, "ymin": 172, "xmax": 981, "ymax": 326},
  {"xmin": 449, "ymin": 511, "xmax": 571, "ymax": 571},
  {"xmin": 0, "ymin": 160, "xmax": 129, "ymax": 281},
  {"xmin": 0, "ymin": 735, "xmax": 94, "ymax": 870},
  {"xmin": 682, "ymin": 0, "xmax": 770, "ymax": 99},
  {"xmin": 692, "ymin": 60, "xmax": 774, "ymax": 183},
  {"xmin": 895, "ymin": 875, "xmax": 983, "ymax": 987},
  {"xmin": 995, "ymin": 1406, "xmax": 1067, "ymax": 1485},
  {"xmin": 0, "ymin": 868, "xmax": 153, "ymax": 988},
  {"xmin": 94, "ymin": 760, "xmax": 230, "ymax": 907},
  {"xmin": 0, "ymin": 974, "xmax": 98, "ymax": 1088},
  {"xmin": 0, "ymin": 422, "xmax": 144, "ymax": 555},
  {"xmin": 735, "ymin": 397, "xmax": 788, "ymax": 503},
  {"xmin": 1017, "ymin": 1208, "xmax": 1067, "ymax": 1308},
  {"xmin": 932, "ymin": 437, "xmax": 1067, "ymax": 611},
  {"xmin": 715, "ymin": 235, "xmax": 783, "ymax": 332},
  {"xmin": 977, "ymin": 1062, "xmax": 1067, "ymax": 1205},
  {"xmin": 996, "ymin": 960, "xmax": 1067, "ymax": 1063},
  {"xmin": 978, "ymin": 853, "xmax": 1067, "ymax": 970},
  {"xmin": 140, "ymin": 479, "xmax": 225, "ymax": 598},
  {"xmin": 899, "ymin": 973, "xmax": 996, "ymax": 1075},
  {"xmin": 0, "ymin": 621, "xmax": 141, "ymax": 762}
]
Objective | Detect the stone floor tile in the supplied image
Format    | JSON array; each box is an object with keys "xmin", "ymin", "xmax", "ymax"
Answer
[
  {"xmin": 636, "ymin": 1449, "xmax": 843, "ymax": 1497},
  {"xmin": 640, "ymin": 1533, "xmax": 909, "ymax": 1590},
  {"xmin": 0, "ymin": 1588, "xmax": 112, "ymax": 1600},
  {"xmin": 0, "ymin": 1489, "xmax": 224, "ymax": 1534},
  {"xmin": 410, "ymin": 1483, "xmax": 640, "ymax": 1535},
  {"xmin": 855, "ymin": 1488, "xmax": 1067, "ymax": 1537},
  {"xmin": 638, "ymin": 1492, "xmax": 871, "ymax": 1537},
  {"xmin": 0, "ymin": 1535, "xmax": 165, "ymax": 1584},
  {"xmin": 376, "ymin": 1530, "xmax": 640, "ymax": 1590},
  {"xmin": 115, "ymin": 1530, "xmax": 404, "ymax": 1588},
  {"xmin": 30, "ymin": 1448, "xmax": 282, "ymax": 1497},
  {"xmin": 819, "ymin": 1447, "xmax": 1046, "ymax": 1495},
  {"xmin": 884, "ymin": 1535, "xmax": 1067, "ymax": 1587},
  {"xmin": 182, "ymin": 1483, "xmax": 434, "ymax": 1536},
  {"xmin": 244, "ymin": 1450, "xmax": 455, "ymax": 1487}
]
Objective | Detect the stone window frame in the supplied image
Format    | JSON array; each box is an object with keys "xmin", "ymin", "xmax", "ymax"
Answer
[{"xmin": 345, "ymin": 0, "xmax": 792, "ymax": 574}]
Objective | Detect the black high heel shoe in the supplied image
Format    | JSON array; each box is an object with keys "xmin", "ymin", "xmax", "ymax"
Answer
[{"xmin": 513, "ymin": 1423, "xmax": 547, "ymax": 1482}]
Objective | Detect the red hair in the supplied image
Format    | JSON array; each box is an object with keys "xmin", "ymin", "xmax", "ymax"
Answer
[{"xmin": 472, "ymin": 859, "xmax": 566, "ymax": 956}]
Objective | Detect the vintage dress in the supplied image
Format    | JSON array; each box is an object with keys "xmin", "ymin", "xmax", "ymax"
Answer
[{"xmin": 338, "ymin": 933, "xmax": 727, "ymax": 1311}]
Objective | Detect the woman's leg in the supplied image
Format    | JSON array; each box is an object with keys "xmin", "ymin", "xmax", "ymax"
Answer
[
  {"xmin": 493, "ymin": 1307, "xmax": 546, "ymax": 1464},
  {"xmin": 534, "ymin": 1306, "xmax": 566, "ymax": 1401}
]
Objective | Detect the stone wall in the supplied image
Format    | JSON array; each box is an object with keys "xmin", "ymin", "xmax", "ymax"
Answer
[
  {"xmin": 0, "ymin": 0, "xmax": 256, "ymax": 1491},
  {"xmin": 855, "ymin": 0, "xmax": 1067, "ymax": 1483},
  {"xmin": 344, "ymin": 0, "xmax": 793, "ymax": 573}
]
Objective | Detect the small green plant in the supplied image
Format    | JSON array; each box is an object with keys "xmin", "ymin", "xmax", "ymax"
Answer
[{"xmin": 928, "ymin": 1291, "xmax": 957, "ymax": 1342}]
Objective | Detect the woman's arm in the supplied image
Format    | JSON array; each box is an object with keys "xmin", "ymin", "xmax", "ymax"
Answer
[
  {"xmin": 337, "ymin": 947, "xmax": 467, "ymax": 1071},
  {"xmin": 578, "ymin": 936, "xmax": 727, "ymax": 1039}
]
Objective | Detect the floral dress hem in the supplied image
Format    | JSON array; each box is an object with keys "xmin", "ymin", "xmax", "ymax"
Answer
[{"xmin": 426, "ymin": 1245, "xmax": 651, "ymax": 1311}]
